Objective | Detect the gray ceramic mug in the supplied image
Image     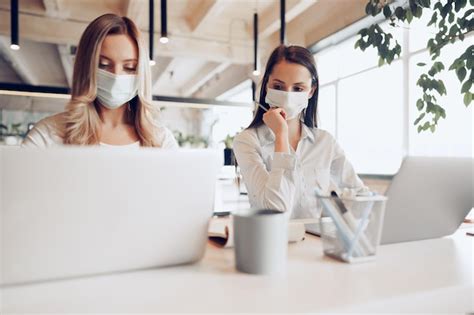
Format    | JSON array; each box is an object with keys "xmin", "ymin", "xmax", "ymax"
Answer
[{"xmin": 233, "ymin": 209, "xmax": 288, "ymax": 275}]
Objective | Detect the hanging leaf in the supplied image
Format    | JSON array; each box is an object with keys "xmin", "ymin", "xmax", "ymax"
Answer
[
  {"xmin": 395, "ymin": 7, "xmax": 405, "ymax": 20},
  {"xmin": 416, "ymin": 99, "xmax": 424, "ymax": 110},
  {"xmin": 464, "ymin": 92, "xmax": 472, "ymax": 106},
  {"xmin": 427, "ymin": 12, "xmax": 438, "ymax": 26},
  {"xmin": 378, "ymin": 56, "xmax": 385, "ymax": 67},
  {"xmin": 456, "ymin": 67, "xmax": 467, "ymax": 82},
  {"xmin": 414, "ymin": 113, "xmax": 426, "ymax": 125},
  {"xmin": 461, "ymin": 80, "xmax": 472, "ymax": 93},
  {"xmin": 365, "ymin": 2, "xmax": 373, "ymax": 15},
  {"xmin": 406, "ymin": 9, "xmax": 414, "ymax": 23},
  {"xmin": 383, "ymin": 5, "xmax": 392, "ymax": 18}
]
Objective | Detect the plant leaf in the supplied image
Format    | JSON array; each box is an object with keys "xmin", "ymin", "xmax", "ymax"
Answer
[
  {"xmin": 461, "ymin": 80, "xmax": 472, "ymax": 93},
  {"xmin": 427, "ymin": 12, "xmax": 438, "ymax": 26},
  {"xmin": 414, "ymin": 113, "xmax": 426, "ymax": 125},
  {"xmin": 456, "ymin": 67, "xmax": 467, "ymax": 82},
  {"xmin": 383, "ymin": 5, "xmax": 392, "ymax": 18},
  {"xmin": 416, "ymin": 99, "xmax": 424, "ymax": 110},
  {"xmin": 406, "ymin": 8, "xmax": 414, "ymax": 23},
  {"xmin": 464, "ymin": 92, "xmax": 472, "ymax": 106},
  {"xmin": 395, "ymin": 7, "xmax": 405, "ymax": 20}
]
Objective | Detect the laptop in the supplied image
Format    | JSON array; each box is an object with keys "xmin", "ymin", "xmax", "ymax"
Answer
[
  {"xmin": 306, "ymin": 157, "xmax": 473, "ymax": 244},
  {"xmin": 380, "ymin": 156, "xmax": 473, "ymax": 244},
  {"xmin": 0, "ymin": 147, "xmax": 220, "ymax": 286}
]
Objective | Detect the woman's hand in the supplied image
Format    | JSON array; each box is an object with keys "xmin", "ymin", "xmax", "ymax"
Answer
[
  {"xmin": 263, "ymin": 108, "xmax": 288, "ymax": 136},
  {"xmin": 263, "ymin": 108, "xmax": 289, "ymax": 153}
]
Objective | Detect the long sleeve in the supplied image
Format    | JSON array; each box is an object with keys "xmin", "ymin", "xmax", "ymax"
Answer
[
  {"xmin": 22, "ymin": 114, "xmax": 64, "ymax": 148},
  {"xmin": 22, "ymin": 126, "xmax": 49, "ymax": 148},
  {"xmin": 233, "ymin": 130, "xmax": 298, "ymax": 214}
]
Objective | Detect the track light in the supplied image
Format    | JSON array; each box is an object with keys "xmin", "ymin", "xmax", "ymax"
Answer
[
  {"xmin": 160, "ymin": 0, "xmax": 168, "ymax": 44},
  {"xmin": 10, "ymin": 0, "xmax": 19, "ymax": 50}
]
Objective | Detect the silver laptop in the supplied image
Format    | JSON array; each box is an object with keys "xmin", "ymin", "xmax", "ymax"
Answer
[
  {"xmin": 381, "ymin": 156, "xmax": 473, "ymax": 244},
  {"xmin": 306, "ymin": 157, "xmax": 473, "ymax": 244},
  {"xmin": 0, "ymin": 147, "xmax": 220, "ymax": 286}
]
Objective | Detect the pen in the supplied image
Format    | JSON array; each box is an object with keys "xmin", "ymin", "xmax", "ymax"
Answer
[
  {"xmin": 255, "ymin": 102, "xmax": 269, "ymax": 112},
  {"xmin": 331, "ymin": 191, "xmax": 373, "ymax": 255},
  {"xmin": 315, "ymin": 188, "xmax": 364, "ymax": 257}
]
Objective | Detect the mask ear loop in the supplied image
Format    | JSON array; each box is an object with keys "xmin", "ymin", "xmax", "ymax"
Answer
[{"xmin": 127, "ymin": 102, "xmax": 131, "ymax": 112}]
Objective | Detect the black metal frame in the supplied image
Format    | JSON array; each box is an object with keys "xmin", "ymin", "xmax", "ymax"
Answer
[{"xmin": 0, "ymin": 82, "xmax": 252, "ymax": 108}]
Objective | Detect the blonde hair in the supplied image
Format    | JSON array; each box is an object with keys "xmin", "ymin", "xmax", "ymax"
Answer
[{"xmin": 63, "ymin": 14, "xmax": 162, "ymax": 147}]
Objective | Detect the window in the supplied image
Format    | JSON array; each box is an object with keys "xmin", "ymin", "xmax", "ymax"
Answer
[
  {"xmin": 408, "ymin": 41, "xmax": 472, "ymax": 157},
  {"xmin": 338, "ymin": 61, "xmax": 403, "ymax": 174},
  {"xmin": 318, "ymin": 85, "xmax": 336, "ymax": 136},
  {"xmin": 314, "ymin": 20, "xmax": 472, "ymax": 174},
  {"xmin": 212, "ymin": 80, "xmax": 254, "ymax": 147}
]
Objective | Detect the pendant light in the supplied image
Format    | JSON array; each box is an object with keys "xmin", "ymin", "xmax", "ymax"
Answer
[
  {"xmin": 160, "ymin": 0, "xmax": 168, "ymax": 44},
  {"xmin": 10, "ymin": 0, "xmax": 19, "ymax": 50}
]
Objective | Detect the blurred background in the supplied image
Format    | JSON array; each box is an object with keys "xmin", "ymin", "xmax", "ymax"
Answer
[{"xmin": 0, "ymin": 0, "xmax": 472, "ymax": 176}]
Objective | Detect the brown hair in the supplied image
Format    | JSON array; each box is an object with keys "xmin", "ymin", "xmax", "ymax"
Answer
[{"xmin": 248, "ymin": 45, "xmax": 319, "ymax": 129}]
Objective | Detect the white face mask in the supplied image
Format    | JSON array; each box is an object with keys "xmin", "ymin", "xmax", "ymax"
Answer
[
  {"xmin": 96, "ymin": 68, "xmax": 138, "ymax": 109},
  {"xmin": 265, "ymin": 88, "xmax": 310, "ymax": 120}
]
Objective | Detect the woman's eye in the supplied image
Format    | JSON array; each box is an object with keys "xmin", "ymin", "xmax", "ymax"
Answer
[
  {"xmin": 273, "ymin": 85, "xmax": 282, "ymax": 90},
  {"xmin": 124, "ymin": 66, "xmax": 137, "ymax": 73},
  {"xmin": 293, "ymin": 87, "xmax": 304, "ymax": 92},
  {"xmin": 98, "ymin": 63, "xmax": 110, "ymax": 69}
]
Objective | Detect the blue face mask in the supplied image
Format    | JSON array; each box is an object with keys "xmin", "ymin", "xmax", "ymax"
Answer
[{"xmin": 96, "ymin": 69, "xmax": 138, "ymax": 109}]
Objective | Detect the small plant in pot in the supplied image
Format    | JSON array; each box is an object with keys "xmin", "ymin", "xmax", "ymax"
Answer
[
  {"xmin": 0, "ymin": 123, "xmax": 24, "ymax": 146},
  {"xmin": 222, "ymin": 134, "xmax": 235, "ymax": 166}
]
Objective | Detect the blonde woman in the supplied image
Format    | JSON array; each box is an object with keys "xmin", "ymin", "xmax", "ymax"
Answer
[{"xmin": 23, "ymin": 14, "xmax": 177, "ymax": 148}]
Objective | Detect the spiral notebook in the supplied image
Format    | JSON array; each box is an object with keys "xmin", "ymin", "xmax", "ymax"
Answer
[{"xmin": 208, "ymin": 216, "xmax": 312, "ymax": 248}]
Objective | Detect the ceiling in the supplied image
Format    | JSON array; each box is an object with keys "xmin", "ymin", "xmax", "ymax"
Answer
[{"xmin": 0, "ymin": 0, "xmax": 369, "ymax": 103}]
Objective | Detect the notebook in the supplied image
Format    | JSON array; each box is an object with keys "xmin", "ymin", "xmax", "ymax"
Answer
[{"xmin": 208, "ymin": 216, "xmax": 309, "ymax": 248}]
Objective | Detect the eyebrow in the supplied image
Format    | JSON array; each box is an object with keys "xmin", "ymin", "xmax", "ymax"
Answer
[
  {"xmin": 272, "ymin": 79, "xmax": 307, "ymax": 85},
  {"xmin": 99, "ymin": 55, "xmax": 138, "ymax": 62}
]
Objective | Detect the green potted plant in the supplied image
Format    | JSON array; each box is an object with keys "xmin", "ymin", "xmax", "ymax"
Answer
[
  {"xmin": 0, "ymin": 123, "xmax": 24, "ymax": 146},
  {"xmin": 222, "ymin": 134, "xmax": 235, "ymax": 166}
]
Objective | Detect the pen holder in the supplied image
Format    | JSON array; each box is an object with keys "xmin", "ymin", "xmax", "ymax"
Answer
[{"xmin": 315, "ymin": 190, "xmax": 387, "ymax": 263}]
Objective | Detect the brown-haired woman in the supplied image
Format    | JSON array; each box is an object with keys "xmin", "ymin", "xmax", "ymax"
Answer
[
  {"xmin": 23, "ymin": 13, "xmax": 177, "ymax": 148},
  {"xmin": 233, "ymin": 45, "xmax": 369, "ymax": 219}
]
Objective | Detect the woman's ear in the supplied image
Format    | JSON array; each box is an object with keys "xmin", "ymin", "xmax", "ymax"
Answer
[{"xmin": 308, "ymin": 85, "xmax": 316, "ymax": 99}]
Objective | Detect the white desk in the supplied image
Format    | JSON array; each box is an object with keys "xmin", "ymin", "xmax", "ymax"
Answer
[{"xmin": 1, "ymin": 228, "xmax": 472, "ymax": 313}]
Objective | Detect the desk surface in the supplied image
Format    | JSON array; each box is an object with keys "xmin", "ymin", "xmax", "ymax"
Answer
[{"xmin": 1, "ymin": 229, "xmax": 473, "ymax": 313}]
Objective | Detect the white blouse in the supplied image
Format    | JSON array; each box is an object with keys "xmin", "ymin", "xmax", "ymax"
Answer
[
  {"xmin": 233, "ymin": 124, "xmax": 369, "ymax": 219},
  {"xmin": 21, "ymin": 112, "xmax": 179, "ymax": 149}
]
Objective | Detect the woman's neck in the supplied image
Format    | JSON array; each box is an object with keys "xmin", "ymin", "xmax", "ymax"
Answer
[
  {"xmin": 286, "ymin": 118, "xmax": 302, "ymax": 151},
  {"xmin": 287, "ymin": 118, "xmax": 301, "ymax": 138},
  {"xmin": 97, "ymin": 103, "xmax": 129, "ymax": 128}
]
